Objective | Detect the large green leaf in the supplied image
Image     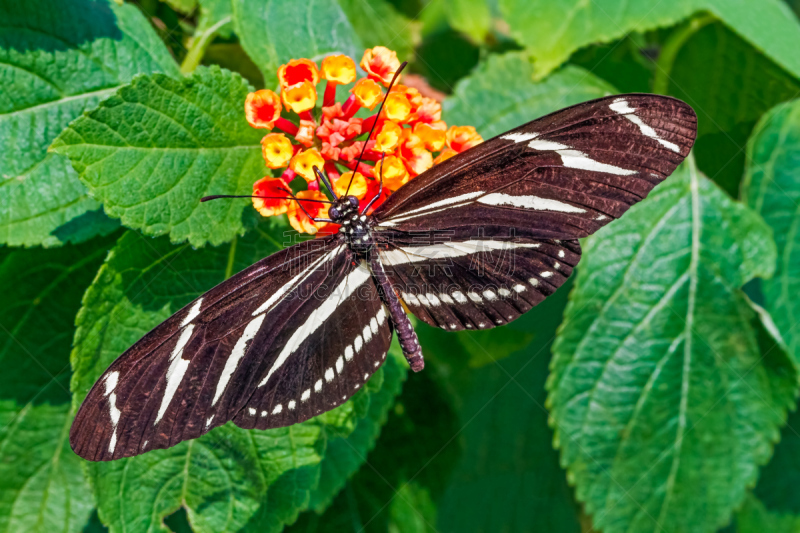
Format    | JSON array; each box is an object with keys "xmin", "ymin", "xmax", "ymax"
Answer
[
  {"xmin": 51, "ymin": 66, "xmax": 266, "ymax": 248},
  {"xmin": 735, "ymin": 494, "xmax": 800, "ymax": 533},
  {"xmin": 498, "ymin": 0, "xmax": 800, "ymax": 79},
  {"xmin": 442, "ymin": 52, "xmax": 616, "ymax": 139},
  {"xmin": 742, "ymin": 98, "xmax": 800, "ymax": 363},
  {"xmin": 445, "ymin": 0, "xmax": 492, "ymax": 43},
  {"xmin": 0, "ymin": 403, "xmax": 93, "ymax": 533},
  {"xmin": 549, "ymin": 160, "xmax": 797, "ymax": 533},
  {"xmin": 233, "ymin": 0, "xmax": 363, "ymax": 84},
  {"xmin": 0, "ymin": 0, "xmax": 178, "ymax": 248},
  {"xmin": 70, "ymin": 224, "xmax": 406, "ymax": 533}
]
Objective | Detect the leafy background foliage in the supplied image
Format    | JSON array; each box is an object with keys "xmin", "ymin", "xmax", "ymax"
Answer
[{"xmin": 3, "ymin": 0, "xmax": 800, "ymax": 532}]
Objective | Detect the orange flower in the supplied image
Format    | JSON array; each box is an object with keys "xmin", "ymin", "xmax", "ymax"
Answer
[
  {"xmin": 260, "ymin": 133, "xmax": 294, "ymax": 169},
  {"xmin": 433, "ymin": 147, "xmax": 458, "ymax": 165},
  {"xmin": 375, "ymin": 155, "xmax": 409, "ymax": 190},
  {"xmin": 295, "ymin": 119, "xmax": 316, "ymax": 147},
  {"xmin": 351, "ymin": 78, "xmax": 383, "ymax": 109},
  {"xmin": 288, "ymin": 190, "xmax": 329, "ymax": 234},
  {"xmin": 290, "ymin": 148, "xmax": 325, "ymax": 182},
  {"xmin": 321, "ymin": 55, "xmax": 356, "ymax": 84},
  {"xmin": 281, "ymin": 81, "xmax": 317, "ymax": 114},
  {"xmin": 278, "ymin": 58, "xmax": 319, "ymax": 88},
  {"xmin": 361, "ymin": 46, "xmax": 401, "ymax": 86},
  {"xmin": 414, "ymin": 123, "xmax": 446, "ymax": 152},
  {"xmin": 334, "ymin": 171, "xmax": 368, "ymax": 199},
  {"xmin": 374, "ymin": 120, "xmax": 403, "ymax": 152},
  {"xmin": 245, "ymin": 89, "xmax": 282, "ymax": 129},
  {"xmin": 399, "ymin": 130, "xmax": 433, "ymax": 176},
  {"xmin": 252, "ymin": 177, "xmax": 292, "ymax": 216},
  {"xmin": 446, "ymin": 125, "xmax": 483, "ymax": 153}
]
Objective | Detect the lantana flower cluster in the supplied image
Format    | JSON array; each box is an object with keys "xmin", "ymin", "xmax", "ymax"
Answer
[{"xmin": 244, "ymin": 46, "xmax": 483, "ymax": 234}]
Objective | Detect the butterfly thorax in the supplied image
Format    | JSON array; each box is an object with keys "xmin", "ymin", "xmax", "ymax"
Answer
[{"xmin": 329, "ymin": 195, "xmax": 375, "ymax": 252}]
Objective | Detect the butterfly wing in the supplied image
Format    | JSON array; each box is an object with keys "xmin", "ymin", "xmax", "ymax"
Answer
[
  {"xmin": 371, "ymin": 94, "xmax": 696, "ymax": 330},
  {"xmin": 70, "ymin": 236, "xmax": 389, "ymax": 461}
]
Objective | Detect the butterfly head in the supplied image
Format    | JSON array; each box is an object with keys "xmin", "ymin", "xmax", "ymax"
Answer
[{"xmin": 328, "ymin": 195, "xmax": 360, "ymax": 223}]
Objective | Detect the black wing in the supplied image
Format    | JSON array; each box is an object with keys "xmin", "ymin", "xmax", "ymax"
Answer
[
  {"xmin": 70, "ymin": 236, "xmax": 391, "ymax": 461},
  {"xmin": 371, "ymin": 94, "xmax": 696, "ymax": 330}
]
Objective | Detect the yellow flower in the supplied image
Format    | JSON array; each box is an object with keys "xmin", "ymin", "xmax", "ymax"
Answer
[
  {"xmin": 260, "ymin": 133, "xmax": 293, "ymax": 169},
  {"xmin": 361, "ymin": 46, "xmax": 401, "ymax": 87},
  {"xmin": 245, "ymin": 89, "xmax": 282, "ymax": 129},
  {"xmin": 374, "ymin": 120, "xmax": 403, "ymax": 153},
  {"xmin": 351, "ymin": 78, "xmax": 383, "ymax": 110},
  {"xmin": 375, "ymin": 155, "xmax": 409, "ymax": 191},
  {"xmin": 281, "ymin": 80, "xmax": 317, "ymax": 114},
  {"xmin": 414, "ymin": 122, "xmax": 446, "ymax": 152},
  {"xmin": 383, "ymin": 92, "xmax": 411, "ymax": 122},
  {"xmin": 290, "ymin": 148, "xmax": 325, "ymax": 182},
  {"xmin": 278, "ymin": 58, "xmax": 319, "ymax": 88},
  {"xmin": 334, "ymin": 171, "xmax": 368, "ymax": 199},
  {"xmin": 321, "ymin": 55, "xmax": 356, "ymax": 84}
]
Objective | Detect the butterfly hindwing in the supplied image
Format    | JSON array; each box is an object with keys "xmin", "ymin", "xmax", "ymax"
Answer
[{"xmin": 70, "ymin": 236, "xmax": 384, "ymax": 461}]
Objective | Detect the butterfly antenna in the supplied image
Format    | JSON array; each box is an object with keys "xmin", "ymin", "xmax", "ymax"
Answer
[
  {"xmin": 345, "ymin": 61, "xmax": 408, "ymax": 197},
  {"xmin": 313, "ymin": 166, "xmax": 338, "ymax": 200},
  {"xmin": 362, "ymin": 151, "xmax": 386, "ymax": 214}
]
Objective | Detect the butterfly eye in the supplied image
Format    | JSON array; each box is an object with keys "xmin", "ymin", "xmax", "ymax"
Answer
[
  {"xmin": 348, "ymin": 196, "xmax": 359, "ymax": 208},
  {"xmin": 329, "ymin": 206, "xmax": 341, "ymax": 220}
]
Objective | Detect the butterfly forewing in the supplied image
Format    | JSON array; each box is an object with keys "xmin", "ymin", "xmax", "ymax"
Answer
[
  {"xmin": 372, "ymin": 94, "xmax": 696, "ymax": 327},
  {"xmin": 70, "ymin": 236, "xmax": 385, "ymax": 461}
]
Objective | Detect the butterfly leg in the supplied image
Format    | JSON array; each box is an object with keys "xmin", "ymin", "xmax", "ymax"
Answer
[{"xmin": 368, "ymin": 251, "xmax": 424, "ymax": 372}]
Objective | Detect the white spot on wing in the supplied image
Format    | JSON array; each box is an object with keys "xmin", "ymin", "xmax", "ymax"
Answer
[
  {"xmin": 528, "ymin": 139, "xmax": 570, "ymax": 151},
  {"xmin": 344, "ymin": 345, "xmax": 354, "ymax": 361},
  {"xmin": 440, "ymin": 293, "xmax": 454, "ymax": 305},
  {"xmin": 498, "ymin": 288, "xmax": 511, "ymax": 297},
  {"xmin": 514, "ymin": 284, "xmax": 527, "ymax": 292},
  {"xmin": 370, "ymin": 317, "xmax": 378, "ymax": 335},
  {"xmin": 362, "ymin": 324, "xmax": 373, "ymax": 343},
  {"xmin": 336, "ymin": 356, "xmax": 344, "ymax": 373},
  {"xmin": 402, "ymin": 292, "xmax": 420, "ymax": 306},
  {"xmin": 248, "ymin": 408, "xmax": 256, "ymax": 416},
  {"xmin": 301, "ymin": 389, "xmax": 311, "ymax": 401},
  {"xmin": 558, "ymin": 250, "xmax": 565, "ymax": 258},
  {"xmin": 452, "ymin": 291, "xmax": 467, "ymax": 303},
  {"xmin": 541, "ymin": 271, "xmax": 553, "ymax": 278},
  {"xmin": 418, "ymin": 293, "xmax": 430, "ymax": 307},
  {"xmin": 501, "ymin": 132, "xmax": 539, "ymax": 143},
  {"xmin": 483, "ymin": 290, "xmax": 497, "ymax": 301},
  {"xmin": 468, "ymin": 292, "xmax": 482, "ymax": 303},
  {"xmin": 325, "ymin": 368, "xmax": 335, "ymax": 382},
  {"xmin": 354, "ymin": 335, "xmax": 363, "ymax": 352},
  {"xmin": 528, "ymin": 278, "xmax": 539, "ymax": 287},
  {"xmin": 315, "ymin": 379, "xmax": 323, "ymax": 392},
  {"xmin": 288, "ymin": 400, "xmax": 296, "ymax": 410},
  {"xmin": 272, "ymin": 404, "xmax": 283, "ymax": 414}
]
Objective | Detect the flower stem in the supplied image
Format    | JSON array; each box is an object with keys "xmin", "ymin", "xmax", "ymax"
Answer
[
  {"xmin": 180, "ymin": 15, "xmax": 232, "ymax": 75},
  {"xmin": 653, "ymin": 13, "xmax": 715, "ymax": 94}
]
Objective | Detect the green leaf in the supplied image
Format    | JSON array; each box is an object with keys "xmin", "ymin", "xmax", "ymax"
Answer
[
  {"xmin": 0, "ymin": 402, "xmax": 93, "ymax": 533},
  {"xmin": 749, "ymin": 405, "xmax": 800, "ymax": 516},
  {"xmin": 454, "ymin": 328, "xmax": 535, "ymax": 368},
  {"xmin": 445, "ymin": 0, "xmax": 492, "ymax": 43},
  {"xmin": 51, "ymin": 66, "xmax": 266, "ymax": 248},
  {"xmin": 162, "ymin": 0, "xmax": 197, "ymax": 15},
  {"xmin": 0, "ymin": 0, "xmax": 178, "ymax": 247},
  {"xmin": 667, "ymin": 21, "xmax": 800, "ymax": 197},
  {"xmin": 442, "ymin": 52, "xmax": 616, "ymax": 139},
  {"xmin": 0, "ymin": 235, "xmax": 118, "ymax": 406},
  {"xmin": 498, "ymin": 0, "xmax": 800, "ymax": 79},
  {"xmin": 743, "ymin": 98, "xmax": 800, "ymax": 364},
  {"xmin": 549, "ymin": 160, "xmax": 797, "ymax": 533},
  {"xmin": 388, "ymin": 482, "xmax": 438, "ymax": 533},
  {"xmin": 735, "ymin": 494, "xmax": 800, "ymax": 533},
  {"xmin": 233, "ymin": 0, "xmax": 362, "ymax": 84},
  {"xmin": 70, "ymin": 223, "xmax": 406, "ymax": 533},
  {"xmin": 197, "ymin": 0, "xmax": 234, "ymax": 39},
  {"xmin": 338, "ymin": 0, "xmax": 416, "ymax": 64}
]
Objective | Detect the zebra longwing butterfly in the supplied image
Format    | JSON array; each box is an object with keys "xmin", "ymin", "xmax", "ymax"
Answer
[{"xmin": 70, "ymin": 92, "xmax": 697, "ymax": 461}]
